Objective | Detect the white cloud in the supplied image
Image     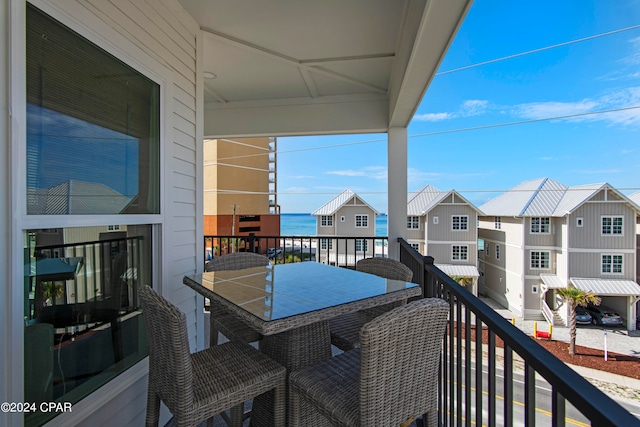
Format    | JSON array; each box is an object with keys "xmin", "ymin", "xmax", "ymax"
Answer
[
  {"xmin": 413, "ymin": 112, "xmax": 455, "ymax": 122},
  {"xmin": 413, "ymin": 99, "xmax": 491, "ymax": 122},
  {"xmin": 325, "ymin": 170, "xmax": 365, "ymax": 177},
  {"xmin": 513, "ymin": 100, "xmax": 598, "ymax": 120},
  {"xmin": 622, "ymin": 36, "xmax": 640, "ymax": 65},
  {"xmin": 461, "ymin": 99, "xmax": 489, "ymax": 116},
  {"xmin": 325, "ymin": 166, "xmax": 387, "ymax": 180},
  {"xmin": 511, "ymin": 87, "xmax": 640, "ymax": 127}
]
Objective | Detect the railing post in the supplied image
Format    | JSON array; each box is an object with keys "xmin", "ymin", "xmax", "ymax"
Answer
[
  {"xmin": 248, "ymin": 233, "xmax": 256, "ymax": 253},
  {"xmin": 423, "ymin": 255, "xmax": 435, "ymax": 298}
]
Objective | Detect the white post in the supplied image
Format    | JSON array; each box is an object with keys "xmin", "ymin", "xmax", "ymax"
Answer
[
  {"xmin": 604, "ymin": 330, "xmax": 608, "ymax": 361},
  {"xmin": 387, "ymin": 127, "xmax": 408, "ymax": 260}
]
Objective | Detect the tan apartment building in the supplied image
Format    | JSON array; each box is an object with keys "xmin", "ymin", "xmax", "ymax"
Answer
[{"xmin": 203, "ymin": 137, "xmax": 280, "ymax": 238}]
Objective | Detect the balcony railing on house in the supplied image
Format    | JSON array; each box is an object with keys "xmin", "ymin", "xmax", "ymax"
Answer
[
  {"xmin": 24, "ymin": 234, "xmax": 148, "ymax": 426},
  {"xmin": 398, "ymin": 238, "xmax": 638, "ymax": 427},
  {"xmin": 202, "ymin": 234, "xmax": 638, "ymax": 426},
  {"xmin": 204, "ymin": 234, "xmax": 389, "ymax": 268}
]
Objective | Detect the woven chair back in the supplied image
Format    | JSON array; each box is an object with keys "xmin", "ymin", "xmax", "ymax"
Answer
[
  {"xmin": 138, "ymin": 285, "xmax": 194, "ymax": 416},
  {"xmin": 359, "ymin": 298, "xmax": 449, "ymax": 425},
  {"xmin": 206, "ymin": 252, "xmax": 270, "ymax": 272},
  {"xmin": 356, "ymin": 257, "xmax": 413, "ymax": 282}
]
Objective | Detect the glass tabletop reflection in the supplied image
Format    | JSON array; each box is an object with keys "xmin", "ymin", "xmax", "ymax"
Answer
[{"xmin": 186, "ymin": 262, "xmax": 420, "ymax": 323}]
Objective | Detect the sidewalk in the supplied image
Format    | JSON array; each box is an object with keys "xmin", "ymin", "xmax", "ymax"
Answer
[{"xmin": 480, "ymin": 297, "xmax": 640, "ymax": 402}]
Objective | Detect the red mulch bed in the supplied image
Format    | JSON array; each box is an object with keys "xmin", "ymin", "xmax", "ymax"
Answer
[{"xmin": 452, "ymin": 324, "xmax": 640, "ymax": 380}]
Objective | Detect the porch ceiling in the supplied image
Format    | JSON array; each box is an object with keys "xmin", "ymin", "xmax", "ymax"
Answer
[{"xmin": 178, "ymin": 0, "xmax": 472, "ymax": 137}]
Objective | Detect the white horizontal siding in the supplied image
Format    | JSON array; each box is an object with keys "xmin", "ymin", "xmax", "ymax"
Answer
[{"xmin": 19, "ymin": 1, "xmax": 201, "ymax": 426}]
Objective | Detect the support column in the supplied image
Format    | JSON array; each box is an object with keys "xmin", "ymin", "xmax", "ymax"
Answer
[{"xmin": 387, "ymin": 127, "xmax": 408, "ymax": 260}]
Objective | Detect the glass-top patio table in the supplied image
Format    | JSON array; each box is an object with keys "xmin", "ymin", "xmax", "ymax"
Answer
[{"xmin": 183, "ymin": 261, "xmax": 421, "ymax": 426}]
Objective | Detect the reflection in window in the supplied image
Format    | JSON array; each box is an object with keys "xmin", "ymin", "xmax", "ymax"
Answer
[
  {"xmin": 26, "ymin": 4, "xmax": 159, "ymax": 215},
  {"xmin": 24, "ymin": 4, "xmax": 158, "ymax": 426},
  {"xmin": 24, "ymin": 225, "xmax": 152, "ymax": 426}
]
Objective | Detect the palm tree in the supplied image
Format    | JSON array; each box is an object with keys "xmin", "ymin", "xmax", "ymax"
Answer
[
  {"xmin": 556, "ymin": 287, "xmax": 600, "ymax": 356},
  {"xmin": 451, "ymin": 276, "xmax": 472, "ymax": 287}
]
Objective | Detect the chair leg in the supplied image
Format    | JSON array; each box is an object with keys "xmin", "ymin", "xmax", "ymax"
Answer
[
  {"xmin": 210, "ymin": 317, "xmax": 220, "ymax": 346},
  {"xmin": 145, "ymin": 389, "xmax": 161, "ymax": 427},
  {"xmin": 286, "ymin": 384, "xmax": 297, "ymax": 427},
  {"xmin": 229, "ymin": 402, "xmax": 244, "ymax": 427}
]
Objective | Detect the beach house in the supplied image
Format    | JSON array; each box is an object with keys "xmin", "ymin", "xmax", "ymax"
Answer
[
  {"xmin": 406, "ymin": 185, "xmax": 481, "ymax": 295},
  {"xmin": 478, "ymin": 178, "xmax": 640, "ymax": 330},
  {"xmin": 312, "ymin": 189, "xmax": 379, "ymax": 266}
]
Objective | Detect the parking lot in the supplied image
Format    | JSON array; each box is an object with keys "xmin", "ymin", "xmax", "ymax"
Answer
[{"xmin": 482, "ymin": 298, "xmax": 640, "ymax": 358}]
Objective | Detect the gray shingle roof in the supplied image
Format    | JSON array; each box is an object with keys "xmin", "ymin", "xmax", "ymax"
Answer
[{"xmin": 312, "ymin": 189, "xmax": 379, "ymax": 216}]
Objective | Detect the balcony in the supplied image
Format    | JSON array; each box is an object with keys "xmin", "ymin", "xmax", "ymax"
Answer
[{"xmin": 204, "ymin": 234, "xmax": 638, "ymax": 426}]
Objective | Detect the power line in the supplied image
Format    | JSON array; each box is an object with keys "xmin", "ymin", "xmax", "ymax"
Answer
[
  {"xmin": 409, "ymin": 105, "xmax": 640, "ymax": 138},
  {"xmin": 214, "ymin": 186, "xmax": 640, "ymax": 196},
  {"xmin": 436, "ymin": 24, "xmax": 640, "ymax": 76},
  {"xmin": 216, "ymin": 105, "xmax": 640, "ymax": 161},
  {"xmin": 213, "ymin": 24, "xmax": 640, "ymax": 162}
]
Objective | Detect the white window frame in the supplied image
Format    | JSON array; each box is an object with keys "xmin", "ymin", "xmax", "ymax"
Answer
[
  {"xmin": 496, "ymin": 244, "xmax": 500, "ymax": 260},
  {"xmin": 433, "ymin": 216, "xmax": 439, "ymax": 224},
  {"xmin": 407, "ymin": 216, "xmax": 420, "ymax": 229},
  {"xmin": 451, "ymin": 215, "xmax": 468, "ymax": 231},
  {"xmin": 355, "ymin": 214, "xmax": 368, "ymax": 228},
  {"xmin": 452, "ymin": 245, "xmax": 468, "ymax": 261},
  {"xmin": 485, "ymin": 242, "xmax": 490, "ymax": 257},
  {"xmin": 320, "ymin": 239, "xmax": 333, "ymax": 250},
  {"xmin": 494, "ymin": 216, "xmax": 501, "ymax": 229},
  {"xmin": 355, "ymin": 239, "xmax": 368, "ymax": 252},
  {"xmin": 13, "ymin": 5, "xmax": 168, "ymax": 421},
  {"xmin": 410, "ymin": 243, "xmax": 420, "ymax": 251},
  {"xmin": 601, "ymin": 216, "xmax": 623, "ymax": 236},
  {"xmin": 530, "ymin": 217, "xmax": 550, "ymax": 234},
  {"xmin": 530, "ymin": 251, "xmax": 550, "ymax": 269},
  {"xmin": 601, "ymin": 254, "xmax": 623, "ymax": 274},
  {"xmin": 320, "ymin": 215, "xmax": 333, "ymax": 227},
  {"xmin": 576, "ymin": 217, "xmax": 584, "ymax": 227}
]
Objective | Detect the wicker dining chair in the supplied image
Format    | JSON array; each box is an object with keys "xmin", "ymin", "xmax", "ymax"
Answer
[
  {"xmin": 205, "ymin": 252, "xmax": 270, "ymax": 346},
  {"xmin": 139, "ymin": 285, "xmax": 285, "ymax": 427},
  {"xmin": 289, "ymin": 298, "xmax": 449, "ymax": 427},
  {"xmin": 329, "ymin": 257, "xmax": 414, "ymax": 351}
]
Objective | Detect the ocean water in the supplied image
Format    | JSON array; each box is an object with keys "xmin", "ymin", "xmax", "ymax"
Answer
[{"xmin": 281, "ymin": 213, "xmax": 388, "ymax": 236}]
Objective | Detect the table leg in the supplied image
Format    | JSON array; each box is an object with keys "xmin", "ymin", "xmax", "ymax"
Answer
[{"xmin": 250, "ymin": 321, "xmax": 332, "ymax": 427}]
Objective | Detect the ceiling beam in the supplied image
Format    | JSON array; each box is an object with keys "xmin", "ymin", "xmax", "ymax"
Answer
[{"xmin": 201, "ymin": 27, "xmax": 388, "ymax": 94}]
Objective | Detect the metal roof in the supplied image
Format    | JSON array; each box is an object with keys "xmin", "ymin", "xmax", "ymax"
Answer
[
  {"xmin": 407, "ymin": 185, "xmax": 448, "ymax": 215},
  {"xmin": 407, "ymin": 185, "xmax": 482, "ymax": 216},
  {"xmin": 480, "ymin": 178, "xmax": 640, "ymax": 217},
  {"xmin": 628, "ymin": 191, "xmax": 640, "ymax": 208},
  {"xmin": 28, "ymin": 180, "xmax": 132, "ymax": 215},
  {"xmin": 540, "ymin": 274, "xmax": 567, "ymax": 289},
  {"xmin": 436, "ymin": 264, "xmax": 479, "ymax": 278},
  {"xmin": 311, "ymin": 189, "xmax": 379, "ymax": 216},
  {"xmin": 571, "ymin": 277, "xmax": 640, "ymax": 296}
]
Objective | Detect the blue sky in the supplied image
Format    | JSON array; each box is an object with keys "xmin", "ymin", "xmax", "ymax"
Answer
[{"xmin": 277, "ymin": 0, "xmax": 640, "ymax": 213}]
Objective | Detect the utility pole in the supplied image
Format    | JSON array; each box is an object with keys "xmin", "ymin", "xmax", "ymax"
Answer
[{"xmin": 231, "ymin": 204, "xmax": 238, "ymax": 253}]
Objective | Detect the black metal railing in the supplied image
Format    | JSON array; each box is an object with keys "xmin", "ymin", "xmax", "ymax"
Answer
[
  {"xmin": 204, "ymin": 234, "xmax": 389, "ymax": 268},
  {"xmin": 398, "ymin": 238, "xmax": 638, "ymax": 427}
]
